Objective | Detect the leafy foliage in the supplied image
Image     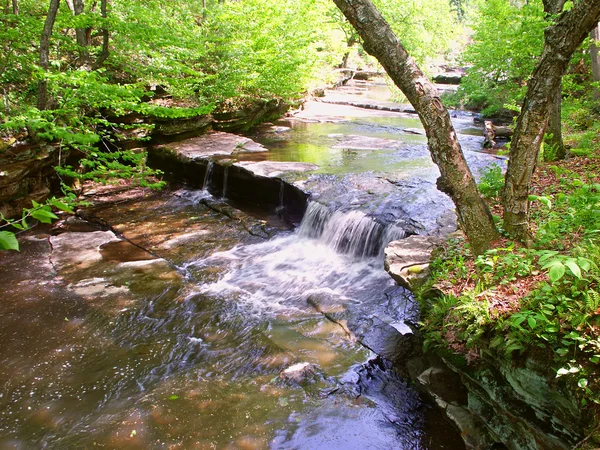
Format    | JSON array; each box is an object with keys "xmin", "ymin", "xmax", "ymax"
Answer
[
  {"xmin": 456, "ymin": 0, "xmax": 547, "ymax": 115},
  {"xmin": 477, "ymin": 163, "xmax": 504, "ymax": 199},
  {"xmin": 418, "ymin": 151, "xmax": 600, "ymax": 407}
]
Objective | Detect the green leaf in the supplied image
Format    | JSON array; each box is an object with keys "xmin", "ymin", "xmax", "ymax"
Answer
[
  {"xmin": 168, "ymin": 395, "xmax": 179, "ymax": 400},
  {"xmin": 49, "ymin": 199, "xmax": 74, "ymax": 213},
  {"xmin": 556, "ymin": 368, "xmax": 569, "ymax": 377},
  {"xmin": 543, "ymin": 261, "xmax": 565, "ymax": 283},
  {"xmin": 556, "ymin": 348, "xmax": 569, "ymax": 356},
  {"xmin": 31, "ymin": 209, "xmax": 59, "ymax": 224},
  {"xmin": 0, "ymin": 231, "xmax": 19, "ymax": 251},
  {"xmin": 564, "ymin": 260, "xmax": 581, "ymax": 279},
  {"xmin": 527, "ymin": 317, "xmax": 537, "ymax": 329}
]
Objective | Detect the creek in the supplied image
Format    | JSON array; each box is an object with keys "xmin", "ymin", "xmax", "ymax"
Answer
[{"xmin": 0, "ymin": 79, "xmax": 500, "ymax": 449}]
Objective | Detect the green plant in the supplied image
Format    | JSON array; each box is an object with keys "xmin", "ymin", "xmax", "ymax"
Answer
[
  {"xmin": 0, "ymin": 197, "xmax": 74, "ymax": 251},
  {"xmin": 478, "ymin": 163, "xmax": 505, "ymax": 199}
]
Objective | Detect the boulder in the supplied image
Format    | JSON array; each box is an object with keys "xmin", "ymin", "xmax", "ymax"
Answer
[{"xmin": 384, "ymin": 235, "xmax": 440, "ymax": 291}]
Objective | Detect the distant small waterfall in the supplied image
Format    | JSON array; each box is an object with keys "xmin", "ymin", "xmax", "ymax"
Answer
[
  {"xmin": 298, "ymin": 202, "xmax": 407, "ymax": 258},
  {"xmin": 202, "ymin": 161, "xmax": 214, "ymax": 191},
  {"xmin": 222, "ymin": 166, "xmax": 229, "ymax": 199},
  {"xmin": 278, "ymin": 180, "xmax": 285, "ymax": 210}
]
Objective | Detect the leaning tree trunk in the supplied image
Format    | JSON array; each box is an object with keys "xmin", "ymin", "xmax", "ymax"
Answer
[
  {"xmin": 503, "ymin": 0, "xmax": 600, "ymax": 243},
  {"xmin": 332, "ymin": 0, "xmax": 499, "ymax": 255},
  {"xmin": 38, "ymin": 0, "xmax": 61, "ymax": 110},
  {"xmin": 590, "ymin": 22, "xmax": 600, "ymax": 101}
]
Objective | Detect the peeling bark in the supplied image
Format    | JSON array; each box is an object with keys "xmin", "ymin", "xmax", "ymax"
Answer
[
  {"xmin": 332, "ymin": 0, "xmax": 499, "ymax": 255},
  {"xmin": 503, "ymin": 0, "xmax": 600, "ymax": 242}
]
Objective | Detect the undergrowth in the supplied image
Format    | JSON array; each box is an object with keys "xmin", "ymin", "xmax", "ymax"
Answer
[{"xmin": 417, "ymin": 102, "xmax": 600, "ymax": 421}]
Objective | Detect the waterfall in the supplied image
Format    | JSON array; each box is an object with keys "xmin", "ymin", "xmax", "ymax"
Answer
[
  {"xmin": 278, "ymin": 180, "xmax": 285, "ymax": 210},
  {"xmin": 202, "ymin": 161, "xmax": 214, "ymax": 191},
  {"xmin": 298, "ymin": 202, "xmax": 407, "ymax": 258},
  {"xmin": 222, "ymin": 166, "xmax": 229, "ymax": 199}
]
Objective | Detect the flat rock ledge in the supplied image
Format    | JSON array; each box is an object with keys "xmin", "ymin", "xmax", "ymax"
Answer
[{"xmin": 384, "ymin": 235, "xmax": 441, "ymax": 291}]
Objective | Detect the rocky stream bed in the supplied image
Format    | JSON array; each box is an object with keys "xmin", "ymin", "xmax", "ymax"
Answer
[{"xmin": 1, "ymin": 79, "xmax": 574, "ymax": 450}]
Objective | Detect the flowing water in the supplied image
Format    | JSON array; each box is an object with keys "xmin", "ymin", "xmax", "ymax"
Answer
[{"xmin": 0, "ymin": 80, "xmax": 482, "ymax": 449}]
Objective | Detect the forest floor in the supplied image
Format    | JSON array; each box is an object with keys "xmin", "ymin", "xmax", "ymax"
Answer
[{"xmin": 416, "ymin": 106, "xmax": 600, "ymax": 442}]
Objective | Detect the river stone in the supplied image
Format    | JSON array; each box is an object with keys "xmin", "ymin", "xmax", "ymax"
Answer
[
  {"xmin": 280, "ymin": 362, "xmax": 317, "ymax": 384},
  {"xmin": 236, "ymin": 161, "xmax": 318, "ymax": 178},
  {"xmin": 153, "ymin": 131, "xmax": 267, "ymax": 159},
  {"xmin": 384, "ymin": 235, "xmax": 440, "ymax": 291},
  {"xmin": 50, "ymin": 231, "xmax": 121, "ymax": 274}
]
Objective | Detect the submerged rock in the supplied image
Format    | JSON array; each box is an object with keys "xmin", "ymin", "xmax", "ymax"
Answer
[{"xmin": 280, "ymin": 362, "xmax": 318, "ymax": 385}]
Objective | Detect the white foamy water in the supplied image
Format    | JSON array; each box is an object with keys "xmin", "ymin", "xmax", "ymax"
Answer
[{"xmin": 186, "ymin": 202, "xmax": 410, "ymax": 315}]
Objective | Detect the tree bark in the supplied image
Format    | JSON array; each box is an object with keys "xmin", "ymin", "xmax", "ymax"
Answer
[
  {"xmin": 72, "ymin": 0, "xmax": 89, "ymax": 65},
  {"xmin": 11, "ymin": 0, "xmax": 17, "ymax": 14},
  {"xmin": 38, "ymin": 0, "xmax": 61, "ymax": 110},
  {"xmin": 545, "ymin": 82, "xmax": 566, "ymax": 160},
  {"xmin": 91, "ymin": 0, "xmax": 109, "ymax": 69},
  {"xmin": 503, "ymin": 0, "xmax": 600, "ymax": 243},
  {"xmin": 542, "ymin": 0, "xmax": 566, "ymax": 160},
  {"xmin": 332, "ymin": 0, "xmax": 500, "ymax": 255},
  {"xmin": 590, "ymin": 22, "xmax": 600, "ymax": 101}
]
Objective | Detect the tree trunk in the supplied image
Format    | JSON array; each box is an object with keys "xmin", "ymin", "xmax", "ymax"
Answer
[
  {"xmin": 542, "ymin": 0, "xmax": 566, "ymax": 160},
  {"xmin": 332, "ymin": 0, "xmax": 500, "ymax": 255},
  {"xmin": 545, "ymin": 81, "xmax": 566, "ymax": 160},
  {"xmin": 91, "ymin": 0, "xmax": 109, "ymax": 69},
  {"xmin": 11, "ymin": 0, "xmax": 17, "ymax": 14},
  {"xmin": 503, "ymin": 0, "xmax": 600, "ymax": 243},
  {"xmin": 72, "ymin": 0, "xmax": 89, "ymax": 65},
  {"xmin": 38, "ymin": 0, "xmax": 61, "ymax": 110},
  {"xmin": 591, "ymin": 23, "xmax": 600, "ymax": 101}
]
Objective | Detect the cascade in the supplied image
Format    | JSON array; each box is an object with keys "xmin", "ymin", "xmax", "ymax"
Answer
[
  {"xmin": 298, "ymin": 202, "xmax": 407, "ymax": 258},
  {"xmin": 278, "ymin": 179, "xmax": 285, "ymax": 209},
  {"xmin": 202, "ymin": 161, "xmax": 214, "ymax": 191},
  {"xmin": 222, "ymin": 166, "xmax": 229, "ymax": 199}
]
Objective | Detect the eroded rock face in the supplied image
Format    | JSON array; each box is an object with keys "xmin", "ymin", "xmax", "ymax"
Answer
[
  {"xmin": 407, "ymin": 353, "xmax": 584, "ymax": 450},
  {"xmin": 147, "ymin": 132, "xmax": 314, "ymax": 225},
  {"xmin": 0, "ymin": 144, "xmax": 67, "ymax": 219}
]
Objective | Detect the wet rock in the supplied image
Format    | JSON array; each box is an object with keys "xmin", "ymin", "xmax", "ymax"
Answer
[
  {"xmin": 306, "ymin": 290, "xmax": 350, "ymax": 314},
  {"xmin": 349, "ymin": 316, "xmax": 419, "ymax": 364},
  {"xmin": 384, "ymin": 235, "xmax": 441, "ymax": 291},
  {"xmin": 147, "ymin": 139, "xmax": 312, "ymax": 225},
  {"xmin": 151, "ymin": 131, "xmax": 267, "ymax": 159},
  {"xmin": 280, "ymin": 362, "xmax": 318, "ymax": 385},
  {"xmin": 237, "ymin": 161, "xmax": 318, "ymax": 178},
  {"xmin": 50, "ymin": 231, "xmax": 121, "ymax": 274}
]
